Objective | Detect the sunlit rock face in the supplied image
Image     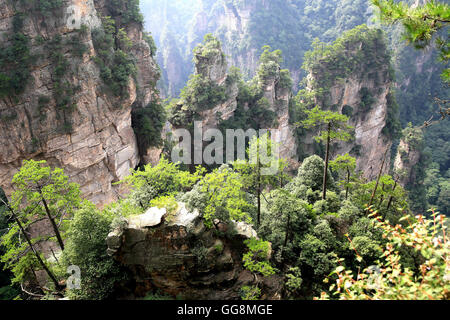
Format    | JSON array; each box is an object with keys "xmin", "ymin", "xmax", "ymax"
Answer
[
  {"xmin": 0, "ymin": 0, "xmax": 159, "ymax": 207},
  {"xmin": 107, "ymin": 202, "xmax": 282, "ymax": 300},
  {"xmin": 394, "ymin": 139, "xmax": 421, "ymax": 188}
]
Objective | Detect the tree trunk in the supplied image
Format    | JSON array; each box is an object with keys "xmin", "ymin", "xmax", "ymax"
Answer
[
  {"xmin": 40, "ymin": 192, "xmax": 65, "ymax": 251},
  {"xmin": 323, "ymin": 122, "xmax": 331, "ymax": 200},
  {"xmin": 378, "ymin": 183, "xmax": 386, "ymax": 207},
  {"xmin": 345, "ymin": 168, "xmax": 350, "ymax": 200},
  {"xmin": 256, "ymin": 140, "xmax": 261, "ymax": 227},
  {"xmin": 257, "ymin": 178, "xmax": 261, "ymax": 228},
  {"xmin": 284, "ymin": 214, "xmax": 290, "ymax": 247},
  {"xmin": 368, "ymin": 149, "xmax": 388, "ymax": 213},
  {"xmin": 386, "ymin": 179, "xmax": 398, "ymax": 213},
  {"xmin": 2, "ymin": 201, "xmax": 61, "ymax": 291}
]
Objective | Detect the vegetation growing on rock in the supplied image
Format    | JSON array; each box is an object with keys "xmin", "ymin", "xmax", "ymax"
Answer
[{"xmin": 0, "ymin": 0, "xmax": 449, "ymax": 302}]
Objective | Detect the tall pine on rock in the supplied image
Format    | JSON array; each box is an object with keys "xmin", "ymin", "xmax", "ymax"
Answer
[{"xmin": 300, "ymin": 106, "xmax": 353, "ymax": 200}]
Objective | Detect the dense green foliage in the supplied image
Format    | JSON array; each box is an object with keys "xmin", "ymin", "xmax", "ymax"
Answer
[
  {"xmin": 257, "ymin": 154, "xmax": 411, "ymax": 298},
  {"xmin": 107, "ymin": 0, "xmax": 144, "ymax": 25},
  {"xmin": 425, "ymin": 162, "xmax": 450, "ymax": 215},
  {"xmin": 0, "ymin": 190, "xmax": 19, "ymax": 300},
  {"xmin": 290, "ymin": 25, "xmax": 401, "ymax": 162},
  {"xmin": 119, "ymin": 152, "xmax": 417, "ymax": 299},
  {"xmin": 144, "ymin": 1, "xmax": 447, "ymax": 199},
  {"xmin": 0, "ymin": 0, "xmax": 448, "ymax": 301},
  {"xmin": 233, "ymin": 134, "xmax": 288, "ymax": 226},
  {"xmin": 195, "ymin": 165, "xmax": 251, "ymax": 228},
  {"xmin": 32, "ymin": 0, "xmax": 63, "ymax": 14},
  {"xmin": 145, "ymin": 0, "xmax": 374, "ymax": 94},
  {"xmin": 45, "ymin": 32, "xmax": 87, "ymax": 133},
  {"xmin": 242, "ymin": 238, "xmax": 276, "ymax": 277},
  {"xmin": 396, "ymin": 124, "xmax": 428, "ymax": 209},
  {"xmin": 143, "ymin": 32, "xmax": 157, "ymax": 57},
  {"xmin": 217, "ymin": 50, "xmax": 282, "ymax": 133},
  {"xmin": 180, "ymin": 74, "xmax": 227, "ymax": 113},
  {"xmin": 168, "ymin": 35, "xmax": 229, "ymax": 129},
  {"xmin": 320, "ymin": 209, "xmax": 449, "ymax": 300},
  {"xmin": 373, "ymin": 0, "xmax": 449, "ymax": 214},
  {"xmin": 0, "ymin": 160, "xmax": 84, "ymax": 297},
  {"xmin": 63, "ymin": 203, "xmax": 128, "ymax": 300},
  {"xmin": 92, "ymin": 16, "xmax": 137, "ymax": 99},
  {"xmin": 302, "ymin": 25, "xmax": 394, "ymax": 103},
  {"xmin": 300, "ymin": 106, "xmax": 353, "ymax": 200},
  {"xmin": 0, "ymin": 14, "xmax": 31, "ymax": 99},
  {"xmin": 0, "ymin": 148, "xmax": 443, "ymax": 300},
  {"xmin": 168, "ymin": 35, "xmax": 280, "ymax": 136},
  {"xmin": 132, "ymin": 99, "xmax": 167, "ymax": 152}
]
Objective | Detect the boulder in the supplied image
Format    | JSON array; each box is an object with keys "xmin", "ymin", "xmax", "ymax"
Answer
[{"xmin": 106, "ymin": 202, "xmax": 282, "ymax": 300}]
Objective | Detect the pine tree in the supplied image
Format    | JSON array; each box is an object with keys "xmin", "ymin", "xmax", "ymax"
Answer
[{"xmin": 301, "ymin": 106, "xmax": 353, "ymax": 200}]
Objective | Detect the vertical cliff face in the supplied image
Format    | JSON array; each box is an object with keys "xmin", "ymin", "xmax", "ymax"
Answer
[
  {"xmin": 0, "ymin": 0, "xmax": 159, "ymax": 206},
  {"xmin": 185, "ymin": 0, "xmax": 373, "ymax": 88},
  {"xmin": 257, "ymin": 61, "xmax": 297, "ymax": 166},
  {"xmin": 187, "ymin": 0, "xmax": 268, "ymax": 81},
  {"xmin": 159, "ymin": 31, "xmax": 186, "ymax": 98},
  {"xmin": 169, "ymin": 35, "xmax": 298, "ymax": 167},
  {"xmin": 193, "ymin": 0, "xmax": 261, "ymax": 76},
  {"xmin": 393, "ymin": 125, "xmax": 428, "ymax": 212},
  {"xmin": 300, "ymin": 26, "xmax": 399, "ymax": 180},
  {"xmin": 324, "ymin": 76, "xmax": 393, "ymax": 179},
  {"xmin": 394, "ymin": 136, "xmax": 422, "ymax": 187}
]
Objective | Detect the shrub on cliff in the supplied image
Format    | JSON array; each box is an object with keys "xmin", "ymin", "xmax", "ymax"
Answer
[
  {"xmin": 132, "ymin": 100, "xmax": 167, "ymax": 152},
  {"xmin": 120, "ymin": 157, "xmax": 205, "ymax": 209},
  {"xmin": 92, "ymin": 16, "xmax": 137, "ymax": 99},
  {"xmin": 0, "ymin": 28, "xmax": 31, "ymax": 98},
  {"xmin": 63, "ymin": 202, "xmax": 129, "ymax": 300}
]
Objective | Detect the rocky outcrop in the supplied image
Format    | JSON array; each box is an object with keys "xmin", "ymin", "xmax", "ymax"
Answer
[
  {"xmin": 326, "ymin": 76, "xmax": 393, "ymax": 180},
  {"xmin": 393, "ymin": 125, "xmax": 424, "ymax": 188},
  {"xmin": 0, "ymin": 0, "xmax": 159, "ymax": 207},
  {"xmin": 394, "ymin": 139, "xmax": 421, "ymax": 187},
  {"xmin": 106, "ymin": 203, "xmax": 282, "ymax": 299},
  {"xmin": 258, "ymin": 68, "xmax": 298, "ymax": 168},
  {"xmin": 170, "ymin": 35, "xmax": 298, "ymax": 168},
  {"xmin": 301, "ymin": 26, "xmax": 397, "ymax": 180},
  {"xmin": 191, "ymin": 0, "xmax": 262, "ymax": 76}
]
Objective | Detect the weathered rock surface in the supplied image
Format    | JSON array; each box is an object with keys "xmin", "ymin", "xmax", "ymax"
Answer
[
  {"xmin": 259, "ymin": 70, "xmax": 298, "ymax": 169},
  {"xmin": 195, "ymin": 38, "xmax": 240, "ymax": 132},
  {"xmin": 393, "ymin": 126, "xmax": 424, "ymax": 189},
  {"xmin": 188, "ymin": 0, "xmax": 263, "ymax": 80},
  {"xmin": 302, "ymin": 31, "xmax": 395, "ymax": 180},
  {"xmin": 171, "ymin": 34, "xmax": 298, "ymax": 170},
  {"xmin": 107, "ymin": 203, "xmax": 282, "ymax": 300},
  {"xmin": 328, "ymin": 76, "xmax": 393, "ymax": 180},
  {"xmin": 0, "ymin": 0, "xmax": 159, "ymax": 206}
]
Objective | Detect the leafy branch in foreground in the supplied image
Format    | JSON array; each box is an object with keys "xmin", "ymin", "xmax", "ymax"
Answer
[
  {"xmin": 371, "ymin": 0, "xmax": 449, "ymax": 84},
  {"xmin": 319, "ymin": 208, "xmax": 450, "ymax": 300}
]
